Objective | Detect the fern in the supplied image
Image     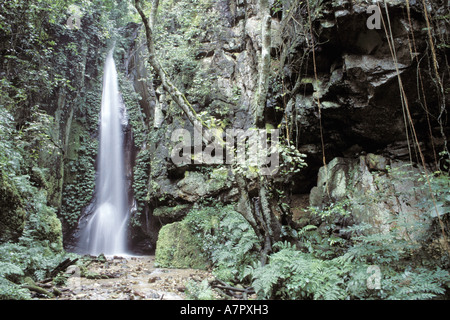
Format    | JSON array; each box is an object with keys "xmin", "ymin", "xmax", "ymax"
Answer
[
  {"xmin": 184, "ymin": 204, "xmax": 259, "ymax": 283},
  {"xmin": 248, "ymin": 244, "xmax": 352, "ymax": 299},
  {"xmin": 185, "ymin": 279, "xmax": 216, "ymax": 300},
  {"xmin": 0, "ymin": 262, "xmax": 24, "ymax": 281},
  {"xmin": 382, "ymin": 268, "xmax": 450, "ymax": 300},
  {"xmin": 0, "ymin": 262, "xmax": 29, "ymax": 300},
  {"xmin": 247, "ymin": 189, "xmax": 450, "ymax": 300},
  {"xmin": 0, "ymin": 278, "xmax": 31, "ymax": 300}
]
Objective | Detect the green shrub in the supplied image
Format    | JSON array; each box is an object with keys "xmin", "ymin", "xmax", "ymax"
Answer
[
  {"xmin": 185, "ymin": 279, "xmax": 216, "ymax": 300},
  {"xmin": 184, "ymin": 204, "xmax": 259, "ymax": 283},
  {"xmin": 0, "ymin": 241, "xmax": 79, "ymax": 299},
  {"xmin": 0, "ymin": 261, "xmax": 31, "ymax": 300},
  {"xmin": 244, "ymin": 172, "xmax": 450, "ymax": 300},
  {"xmin": 243, "ymin": 241, "xmax": 351, "ymax": 300}
]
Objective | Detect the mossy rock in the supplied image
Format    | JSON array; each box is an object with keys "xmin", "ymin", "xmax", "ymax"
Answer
[
  {"xmin": 42, "ymin": 209, "xmax": 63, "ymax": 251},
  {"xmin": 0, "ymin": 173, "xmax": 25, "ymax": 242},
  {"xmin": 26, "ymin": 203, "xmax": 63, "ymax": 251},
  {"xmin": 365, "ymin": 153, "xmax": 389, "ymax": 172},
  {"xmin": 155, "ymin": 221, "xmax": 209, "ymax": 269},
  {"xmin": 153, "ymin": 204, "xmax": 192, "ymax": 222}
]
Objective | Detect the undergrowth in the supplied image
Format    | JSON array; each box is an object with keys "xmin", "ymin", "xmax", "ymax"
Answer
[
  {"xmin": 0, "ymin": 241, "xmax": 77, "ymax": 300},
  {"xmin": 184, "ymin": 204, "xmax": 260, "ymax": 284},
  {"xmin": 183, "ymin": 172, "xmax": 450, "ymax": 300}
]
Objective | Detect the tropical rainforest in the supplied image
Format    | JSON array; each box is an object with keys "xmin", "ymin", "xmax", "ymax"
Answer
[{"xmin": 0, "ymin": 0, "xmax": 449, "ymax": 301}]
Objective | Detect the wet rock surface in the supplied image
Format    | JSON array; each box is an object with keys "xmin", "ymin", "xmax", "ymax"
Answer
[{"xmin": 49, "ymin": 255, "xmax": 213, "ymax": 300}]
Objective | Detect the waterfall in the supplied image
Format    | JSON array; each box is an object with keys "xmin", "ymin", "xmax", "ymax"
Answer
[{"xmin": 80, "ymin": 48, "xmax": 130, "ymax": 256}]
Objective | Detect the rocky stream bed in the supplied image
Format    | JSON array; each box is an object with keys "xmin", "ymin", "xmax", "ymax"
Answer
[{"xmin": 45, "ymin": 255, "xmax": 214, "ymax": 300}]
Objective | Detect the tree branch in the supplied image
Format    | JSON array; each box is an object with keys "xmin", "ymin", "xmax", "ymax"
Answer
[
  {"xmin": 253, "ymin": 0, "xmax": 271, "ymax": 128},
  {"xmin": 133, "ymin": 0, "xmax": 208, "ymax": 138}
]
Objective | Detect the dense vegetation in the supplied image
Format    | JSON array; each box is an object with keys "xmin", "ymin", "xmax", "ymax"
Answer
[
  {"xmin": 170, "ymin": 178, "xmax": 450, "ymax": 300},
  {"xmin": 0, "ymin": 0, "xmax": 135, "ymax": 299},
  {"xmin": 1, "ymin": 0, "xmax": 449, "ymax": 300}
]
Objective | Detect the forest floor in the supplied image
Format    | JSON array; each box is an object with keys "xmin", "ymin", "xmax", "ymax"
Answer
[{"xmin": 48, "ymin": 255, "xmax": 213, "ymax": 300}]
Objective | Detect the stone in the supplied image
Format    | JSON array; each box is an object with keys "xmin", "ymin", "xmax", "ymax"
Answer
[
  {"xmin": 365, "ymin": 153, "xmax": 390, "ymax": 172},
  {"xmin": 309, "ymin": 155, "xmax": 432, "ymax": 236},
  {"xmin": 153, "ymin": 204, "xmax": 192, "ymax": 223},
  {"xmin": 0, "ymin": 174, "xmax": 25, "ymax": 243},
  {"xmin": 148, "ymin": 276, "xmax": 161, "ymax": 283},
  {"xmin": 175, "ymin": 170, "xmax": 232, "ymax": 202},
  {"xmin": 155, "ymin": 221, "xmax": 209, "ymax": 269}
]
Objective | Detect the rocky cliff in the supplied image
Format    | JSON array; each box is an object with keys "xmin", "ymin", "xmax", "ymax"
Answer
[{"xmin": 118, "ymin": 0, "xmax": 448, "ymax": 252}]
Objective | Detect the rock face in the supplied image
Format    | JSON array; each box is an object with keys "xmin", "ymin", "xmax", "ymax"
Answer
[
  {"xmin": 119, "ymin": 0, "xmax": 448, "ymax": 252},
  {"xmin": 279, "ymin": 0, "xmax": 447, "ymax": 191},
  {"xmin": 309, "ymin": 154, "xmax": 434, "ymax": 236}
]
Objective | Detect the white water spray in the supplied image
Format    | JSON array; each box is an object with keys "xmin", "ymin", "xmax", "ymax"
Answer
[{"xmin": 82, "ymin": 48, "xmax": 129, "ymax": 255}]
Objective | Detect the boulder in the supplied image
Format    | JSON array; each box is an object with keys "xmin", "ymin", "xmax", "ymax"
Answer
[
  {"xmin": 0, "ymin": 173, "xmax": 25, "ymax": 242},
  {"xmin": 153, "ymin": 204, "xmax": 192, "ymax": 223},
  {"xmin": 154, "ymin": 221, "xmax": 209, "ymax": 269}
]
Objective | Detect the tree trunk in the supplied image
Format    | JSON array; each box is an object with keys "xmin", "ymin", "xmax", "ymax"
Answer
[
  {"xmin": 134, "ymin": 0, "xmax": 205, "ymax": 139},
  {"xmin": 253, "ymin": 0, "xmax": 271, "ymax": 128},
  {"xmin": 235, "ymin": 174, "xmax": 281, "ymax": 265}
]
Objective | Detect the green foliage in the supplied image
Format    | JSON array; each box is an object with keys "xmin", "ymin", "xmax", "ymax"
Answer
[
  {"xmin": 130, "ymin": 134, "xmax": 157, "ymax": 230},
  {"xmin": 185, "ymin": 279, "xmax": 216, "ymax": 300},
  {"xmin": 60, "ymin": 87, "xmax": 100, "ymax": 228},
  {"xmin": 132, "ymin": 148, "xmax": 151, "ymax": 217},
  {"xmin": 245, "ymin": 241, "xmax": 351, "ymax": 300},
  {"xmin": 339, "ymin": 207, "xmax": 450, "ymax": 300},
  {"xmin": 0, "ymin": 277, "xmax": 31, "ymax": 300},
  {"xmin": 0, "ymin": 241, "xmax": 77, "ymax": 299},
  {"xmin": 118, "ymin": 71, "xmax": 147, "ymax": 147},
  {"xmin": 60, "ymin": 138, "xmax": 97, "ymax": 228},
  {"xmin": 0, "ymin": 239, "xmax": 73, "ymax": 281},
  {"xmin": 152, "ymin": 0, "xmax": 221, "ymax": 103},
  {"xmin": 346, "ymin": 263, "xmax": 449, "ymax": 300},
  {"xmin": 0, "ymin": 104, "xmax": 64, "ymax": 247},
  {"xmin": 0, "ymin": 261, "xmax": 27, "ymax": 300},
  {"xmin": 0, "ymin": 0, "xmax": 76, "ymax": 117},
  {"xmin": 244, "ymin": 173, "xmax": 450, "ymax": 300},
  {"xmin": 294, "ymin": 199, "xmax": 353, "ymax": 259},
  {"xmin": 184, "ymin": 204, "xmax": 260, "ymax": 283},
  {"xmin": 418, "ymin": 171, "xmax": 450, "ymax": 222},
  {"xmin": 0, "ymin": 108, "xmax": 23, "ymax": 176},
  {"xmin": 276, "ymin": 139, "xmax": 308, "ymax": 177},
  {"xmin": 0, "ymin": 262, "xmax": 24, "ymax": 284}
]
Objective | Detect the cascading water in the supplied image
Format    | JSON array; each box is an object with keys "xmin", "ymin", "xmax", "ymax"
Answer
[{"xmin": 80, "ymin": 48, "xmax": 130, "ymax": 255}]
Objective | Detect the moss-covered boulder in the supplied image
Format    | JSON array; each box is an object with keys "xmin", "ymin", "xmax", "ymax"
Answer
[
  {"xmin": 0, "ymin": 173, "xmax": 26, "ymax": 242},
  {"xmin": 155, "ymin": 221, "xmax": 209, "ymax": 269}
]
